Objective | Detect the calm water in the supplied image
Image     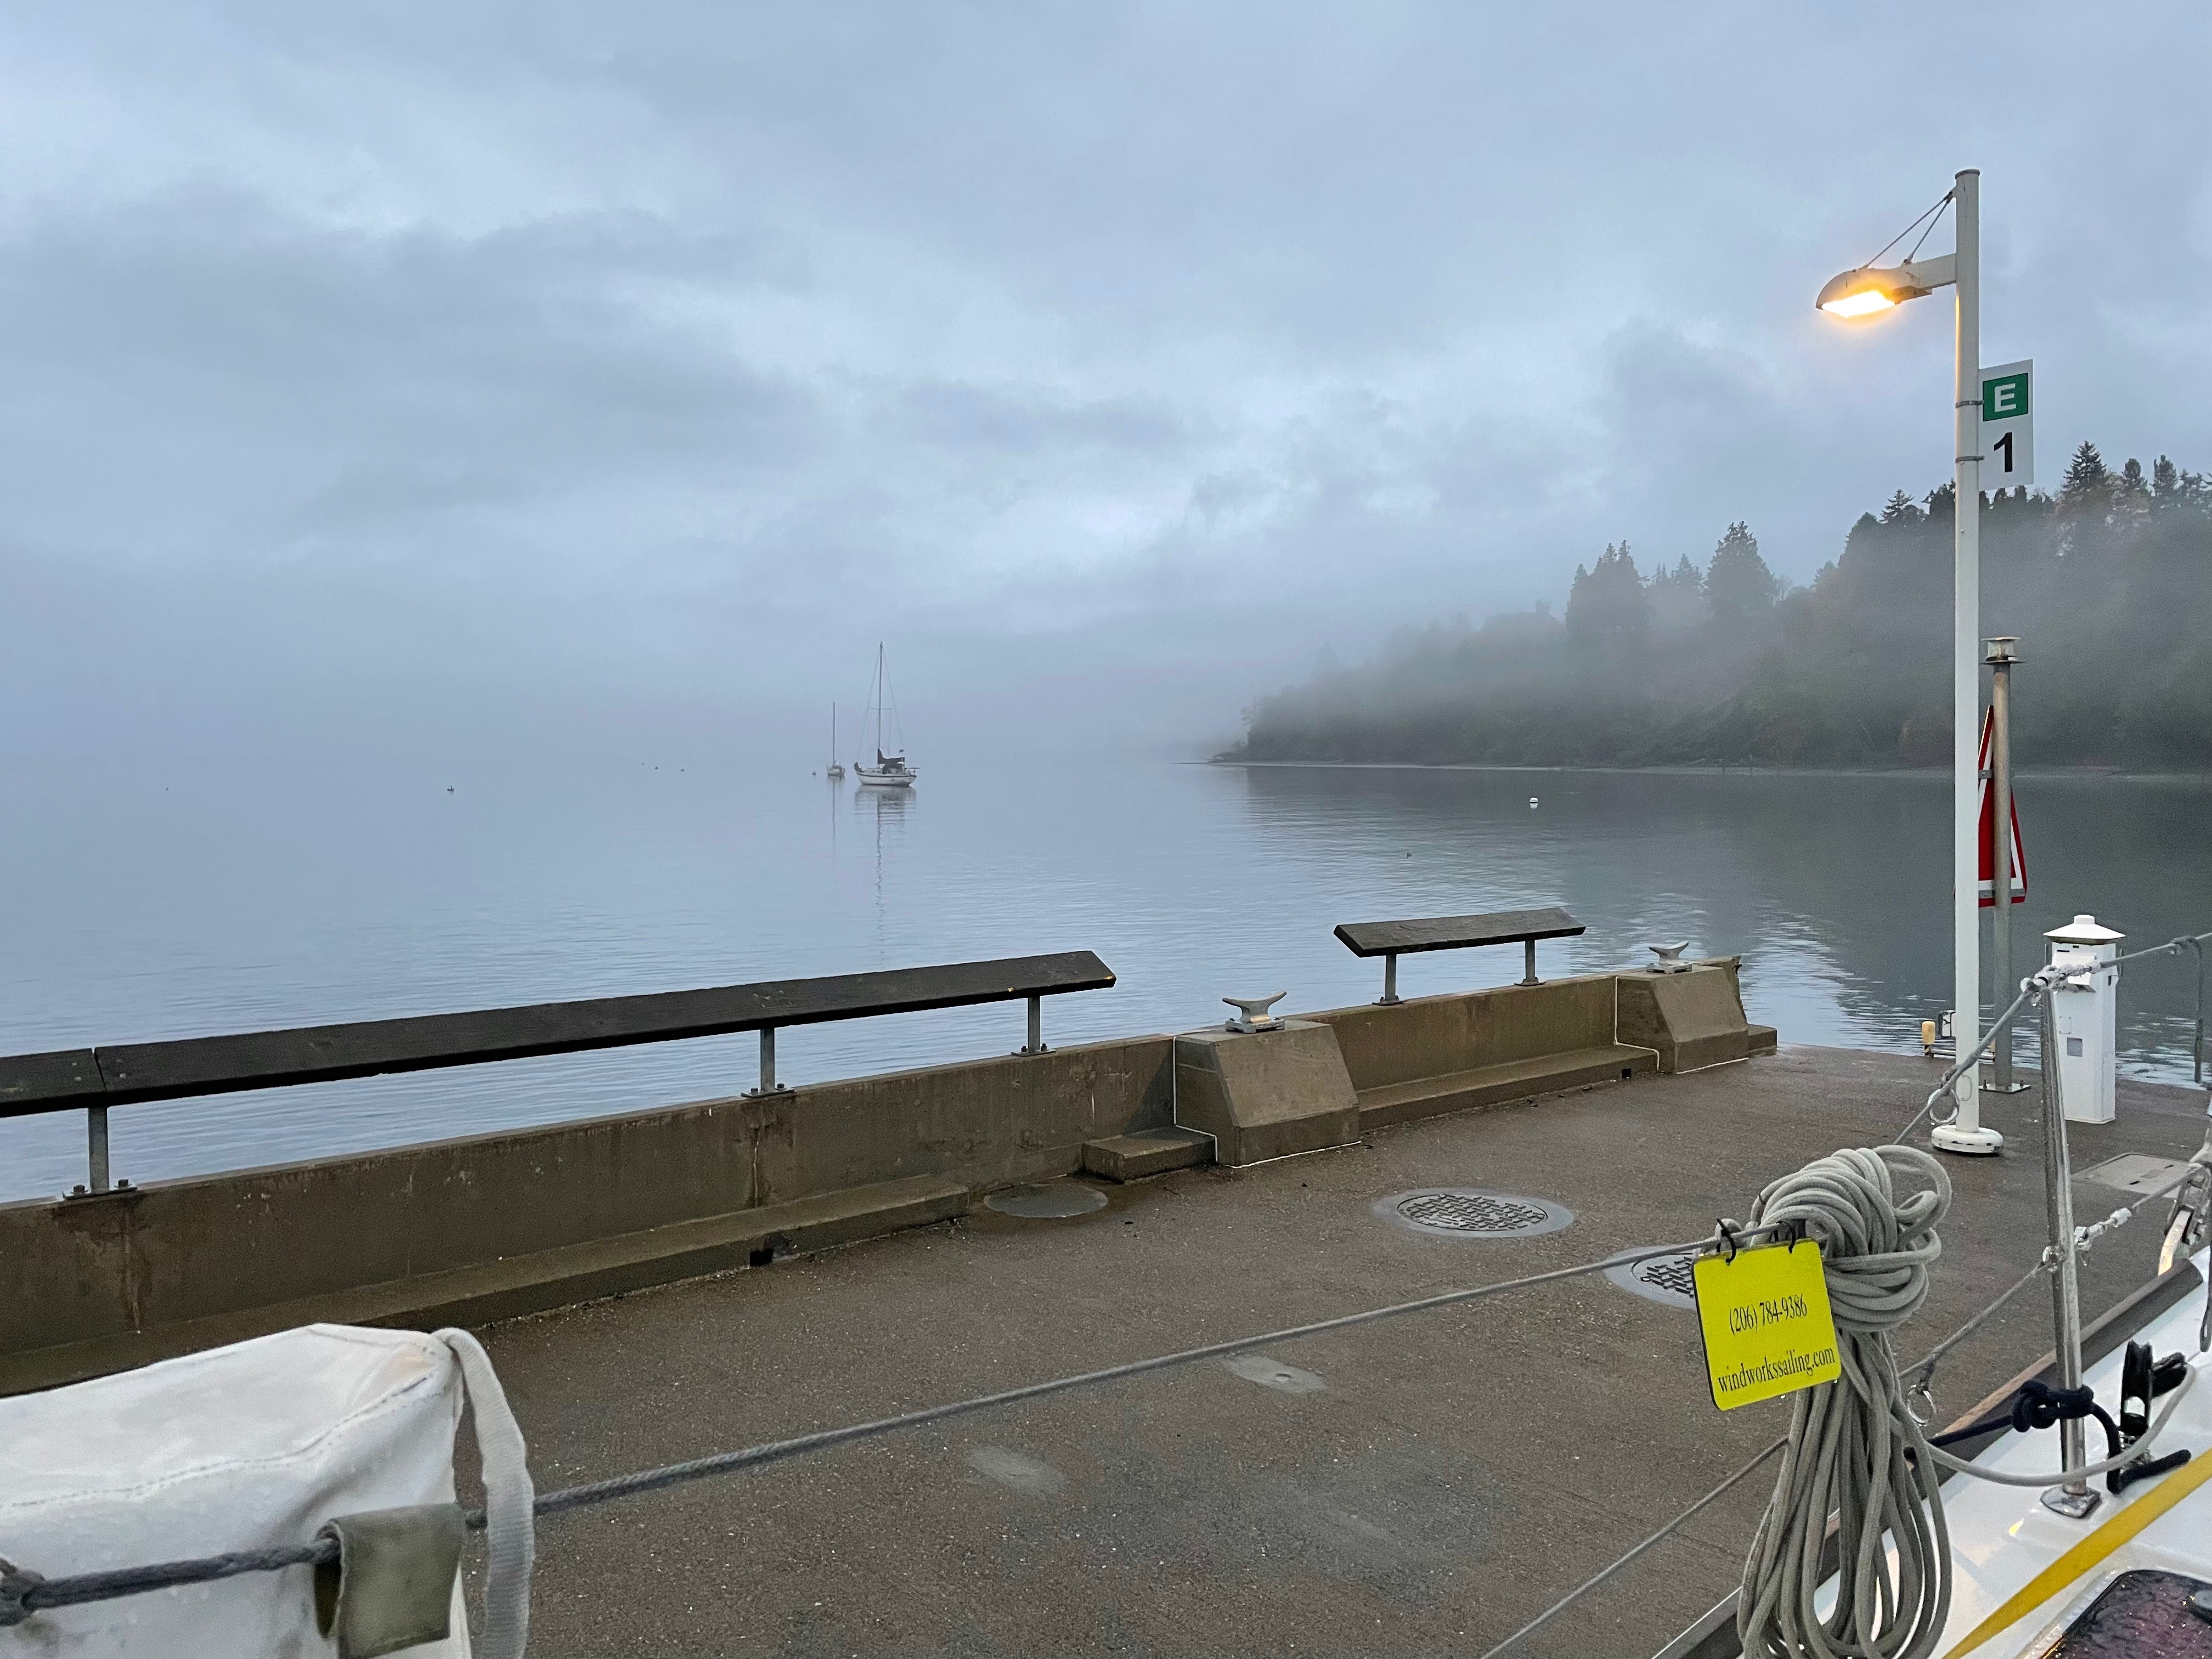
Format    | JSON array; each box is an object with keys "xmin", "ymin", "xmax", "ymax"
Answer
[{"xmin": 2, "ymin": 757, "xmax": 2205, "ymax": 1201}]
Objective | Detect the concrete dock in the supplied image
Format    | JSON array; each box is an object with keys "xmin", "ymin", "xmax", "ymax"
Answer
[{"xmin": 475, "ymin": 1047, "xmax": 2210, "ymax": 1657}]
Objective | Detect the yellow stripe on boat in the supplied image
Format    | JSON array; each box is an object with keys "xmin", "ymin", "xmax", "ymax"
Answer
[{"xmin": 1940, "ymin": 1444, "xmax": 2212, "ymax": 1659}]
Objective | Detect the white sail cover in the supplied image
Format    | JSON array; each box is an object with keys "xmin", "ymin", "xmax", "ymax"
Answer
[{"xmin": 1, "ymin": 1324, "xmax": 471, "ymax": 1657}]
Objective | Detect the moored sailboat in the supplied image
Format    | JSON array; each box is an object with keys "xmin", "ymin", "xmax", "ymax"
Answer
[{"xmin": 854, "ymin": 644, "xmax": 916, "ymax": 789}]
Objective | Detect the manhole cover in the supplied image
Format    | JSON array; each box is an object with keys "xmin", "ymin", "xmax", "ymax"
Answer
[
  {"xmin": 1374, "ymin": 1188, "xmax": 1573, "ymax": 1239},
  {"xmin": 1605, "ymin": 1249, "xmax": 1699, "ymax": 1310},
  {"xmin": 984, "ymin": 1182, "xmax": 1108, "ymax": 1220}
]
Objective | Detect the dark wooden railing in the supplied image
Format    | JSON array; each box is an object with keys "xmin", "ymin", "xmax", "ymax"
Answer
[
  {"xmin": 1333, "ymin": 907, "xmax": 1584, "ymax": 1004},
  {"xmin": 1, "ymin": 951, "xmax": 1116, "ymax": 1197}
]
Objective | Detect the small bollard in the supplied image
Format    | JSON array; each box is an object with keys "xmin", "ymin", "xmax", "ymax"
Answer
[
  {"xmin": 1644, "ymin": 943, "xmax": 1693, "ymax": 975},
  {"xmin": 1223, "ymin": 993, "xmax": 1288, "ymax": 1034}
]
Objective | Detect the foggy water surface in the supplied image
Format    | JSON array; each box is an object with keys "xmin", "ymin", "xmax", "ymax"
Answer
[{"xmin": 2, "ymin": 759, "xmax": 2204, "ymax": 1200}]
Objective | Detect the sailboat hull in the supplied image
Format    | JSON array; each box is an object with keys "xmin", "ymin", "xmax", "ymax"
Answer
[{"xmin": 855, "ymin": 768, "xmax": 915, "ymax": 788}]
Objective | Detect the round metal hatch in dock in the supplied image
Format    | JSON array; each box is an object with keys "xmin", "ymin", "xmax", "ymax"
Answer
[
  {"xmin": 983, "ymin": 1182, "xmax": 1109, "ymax": 1220},
  {"xmin": 1374, "ymin": 1188, "xmax": 1573, "ymax": 1239},
  {"xmin": 1605, "ymin": 1249, "xmax": 1699, "ymax": 1309}
]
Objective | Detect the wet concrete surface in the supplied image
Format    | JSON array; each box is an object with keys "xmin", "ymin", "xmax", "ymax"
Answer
[{"xmin": 474, "ymin": 1047, "xmax": 2211, "ymax": 1657}]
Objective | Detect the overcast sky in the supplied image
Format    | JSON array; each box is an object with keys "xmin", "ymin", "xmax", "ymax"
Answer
[{"xmin": 3, "ymin": 3, "xmax": 2207, "ymax": 761}]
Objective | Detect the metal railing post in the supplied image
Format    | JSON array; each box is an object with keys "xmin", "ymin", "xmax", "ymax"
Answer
[
  {"xmin": 1019, "ymin": 994, "xmax": 1046, "ymax": 1056},
  {"xmin": 1379, "ymin": 953, "xmax": 1400, "ymax": 1006},
  {"xmin": 2187, "ymin": 937, "xmax": 2206, "ymax": 1086},
  {"xmin": 87, "ymin": 1105, "xmax": 111, "ymax": 1194},
  {"xmin": 2037, "ymin": 991, "xmax": 2097, "ymax": 1519},
  {"xmin": 746, "ymin": 1026, "xmax": 789, "ymax": 1097},
  {"xmin": 1522, "ymin": 938, "xmax": 1540, "ymax": 987}
]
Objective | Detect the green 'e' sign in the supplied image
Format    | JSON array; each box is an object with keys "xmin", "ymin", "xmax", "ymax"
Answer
[{"xmin": 1983, "ymin": 371, "xmax": 2030, "ymax": 420}]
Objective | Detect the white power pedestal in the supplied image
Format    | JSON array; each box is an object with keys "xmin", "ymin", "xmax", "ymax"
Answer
[{"xmin": 2045, "ymin": 913, "xmax": 2121, "ymax": 1125}]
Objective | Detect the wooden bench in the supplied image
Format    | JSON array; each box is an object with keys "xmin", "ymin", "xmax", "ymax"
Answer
[{"xmin": 1334, "ymin": 905, "xmax": 1585, "ymax": 1004}]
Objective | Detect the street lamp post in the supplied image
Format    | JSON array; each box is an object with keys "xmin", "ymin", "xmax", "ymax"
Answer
[{"xmin": 1817, "ymin": 167, "xmax": 2002, "ymax": 1154}]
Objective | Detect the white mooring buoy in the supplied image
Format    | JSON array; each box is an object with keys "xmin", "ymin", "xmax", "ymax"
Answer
[{"xmin": 1528, "ymin": 796, "xmax": 1539, "ymax": 809}]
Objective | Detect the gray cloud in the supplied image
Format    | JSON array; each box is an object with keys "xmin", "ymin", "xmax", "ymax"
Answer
[
  {"xmin": 1, "ymin": 2, "xmax": 2207, "ymax": 761},
  {"xmin": 894, "ymin": 380, "xmax": 1184, "ymax": 455}
]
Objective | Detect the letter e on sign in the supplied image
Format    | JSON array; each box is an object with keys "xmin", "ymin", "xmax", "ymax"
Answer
[
  {"xmin": 1691, "ymin": 1242, "xmax": 1842, "ymax": 1411},
  {"xmin": 1979, "ymin": 359, "xmax": 2034, "ymax": 490}
]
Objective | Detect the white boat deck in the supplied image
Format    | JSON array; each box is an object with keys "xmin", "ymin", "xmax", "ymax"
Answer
[{"xmin": 1932, "ymin": 1246, "xmax": 2211, "ymax": 1657}]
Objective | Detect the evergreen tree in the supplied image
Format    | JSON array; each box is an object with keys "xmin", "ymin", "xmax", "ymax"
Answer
[
  {"xmin": 1645, "ymin": 552, "xmax": 1706, "ymax": 631},
  {"xmin": 1565, "ymin": 543, "xmax": 1649, "ymax": 647},
  {"xmin": 2115, "ymin": 458, "xmax": 2152, "ymax": 516},
  {"xmin": 1705, "ymin": 522, "xmax": 1780, "ymax": 623},
  {"xmin": 1881, "ymin": 490, "xmax": 1921, "ymax": 524},
  {"xmin": 2153, "ymin": 455, "xmax": 2180, "ymax": 497},
  {"xmin": 2059, "ymin": 441, "xmax": 2111, "ymax": 507}
]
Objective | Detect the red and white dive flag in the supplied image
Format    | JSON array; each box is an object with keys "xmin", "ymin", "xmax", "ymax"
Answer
[{"xmin": 1976, "ymin": 707, "xmax": 2026, "ymax": 907}]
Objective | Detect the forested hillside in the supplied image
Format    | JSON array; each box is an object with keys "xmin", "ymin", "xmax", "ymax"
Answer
[{"xmin": 1224, "ymin": 445, "xmax": 2212, "ymax": 769}]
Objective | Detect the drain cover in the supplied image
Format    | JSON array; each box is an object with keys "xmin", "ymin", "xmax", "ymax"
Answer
[
  {"xmin": 1375, "ymin": 1188, "xmax": 1573, "ymax": 1239},
  {"xmin": 984, "ymin": 1182, "xmax": 1108, "ymax": 1220},
  {"xmin": 1605, "ymin": 1249, "xmax": 1699, "ymax": 1310},
  {"xmin": 2079, "ymin": 1153, "xmax": 2193, "ymax": 1197}
]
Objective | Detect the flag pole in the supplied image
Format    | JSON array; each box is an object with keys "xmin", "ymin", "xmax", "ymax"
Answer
[{"xmin": 1987, "ymin": 637, "xmax": 2025, "ymax": 1092}]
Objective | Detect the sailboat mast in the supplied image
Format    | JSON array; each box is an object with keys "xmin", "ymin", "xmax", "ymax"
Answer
[{"xmin": 874, "ymin": 642, "xmax": 885, "ymax": 757}]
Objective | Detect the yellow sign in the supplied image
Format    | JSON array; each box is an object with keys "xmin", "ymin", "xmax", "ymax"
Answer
[{"xmin": 1692, "ymin": 1240, "xmax": 1842, "ymax": 1410}]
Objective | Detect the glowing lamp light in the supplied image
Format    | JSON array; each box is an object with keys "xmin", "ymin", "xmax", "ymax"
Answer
[
  {"xmin": 1820, "ymin": 286, "xmax": 1897, "ymax": 318},
  {"xmin": 1813, "ymin": 256, "xmax": 1953, "ymax": 320}
]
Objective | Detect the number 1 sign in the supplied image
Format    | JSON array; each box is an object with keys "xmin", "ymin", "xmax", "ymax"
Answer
[{"xmin": 1980, "ymin": 360, "xmax": 2034, "ymax": 490}]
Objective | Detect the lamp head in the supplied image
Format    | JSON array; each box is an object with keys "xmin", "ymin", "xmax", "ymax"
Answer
[
  {"xmin": 1818, "ymin": 276, "xmax": 1898, "ymax": 317},
  {"xmin": 1815, "ymin": 253, "xmax": 1956, "ymax": 319}
]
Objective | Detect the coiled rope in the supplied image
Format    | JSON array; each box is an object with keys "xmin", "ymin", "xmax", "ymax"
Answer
[
  {"xmin": 1733, "ymin": 1143, "xmax": 2202, "ymax": 1659},
  {"xmin": 1737, "ymin": 1145, "xmax": 1955, "ymax": 1659}
]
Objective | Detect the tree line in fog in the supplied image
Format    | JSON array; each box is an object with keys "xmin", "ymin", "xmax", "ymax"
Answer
[{"xmin": 1223, "ymin": 444, "xmax": 2212, "ymax": 770}]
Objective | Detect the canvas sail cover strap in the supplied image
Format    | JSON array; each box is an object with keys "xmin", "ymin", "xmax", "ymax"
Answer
[
  {"xmin": 0, "ymin": 1324, "xmax": 535, "ymax": 1658},
  {"xmin": 435, "ymin": 1328, "xmax": 534, "ymax": 1659}
]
